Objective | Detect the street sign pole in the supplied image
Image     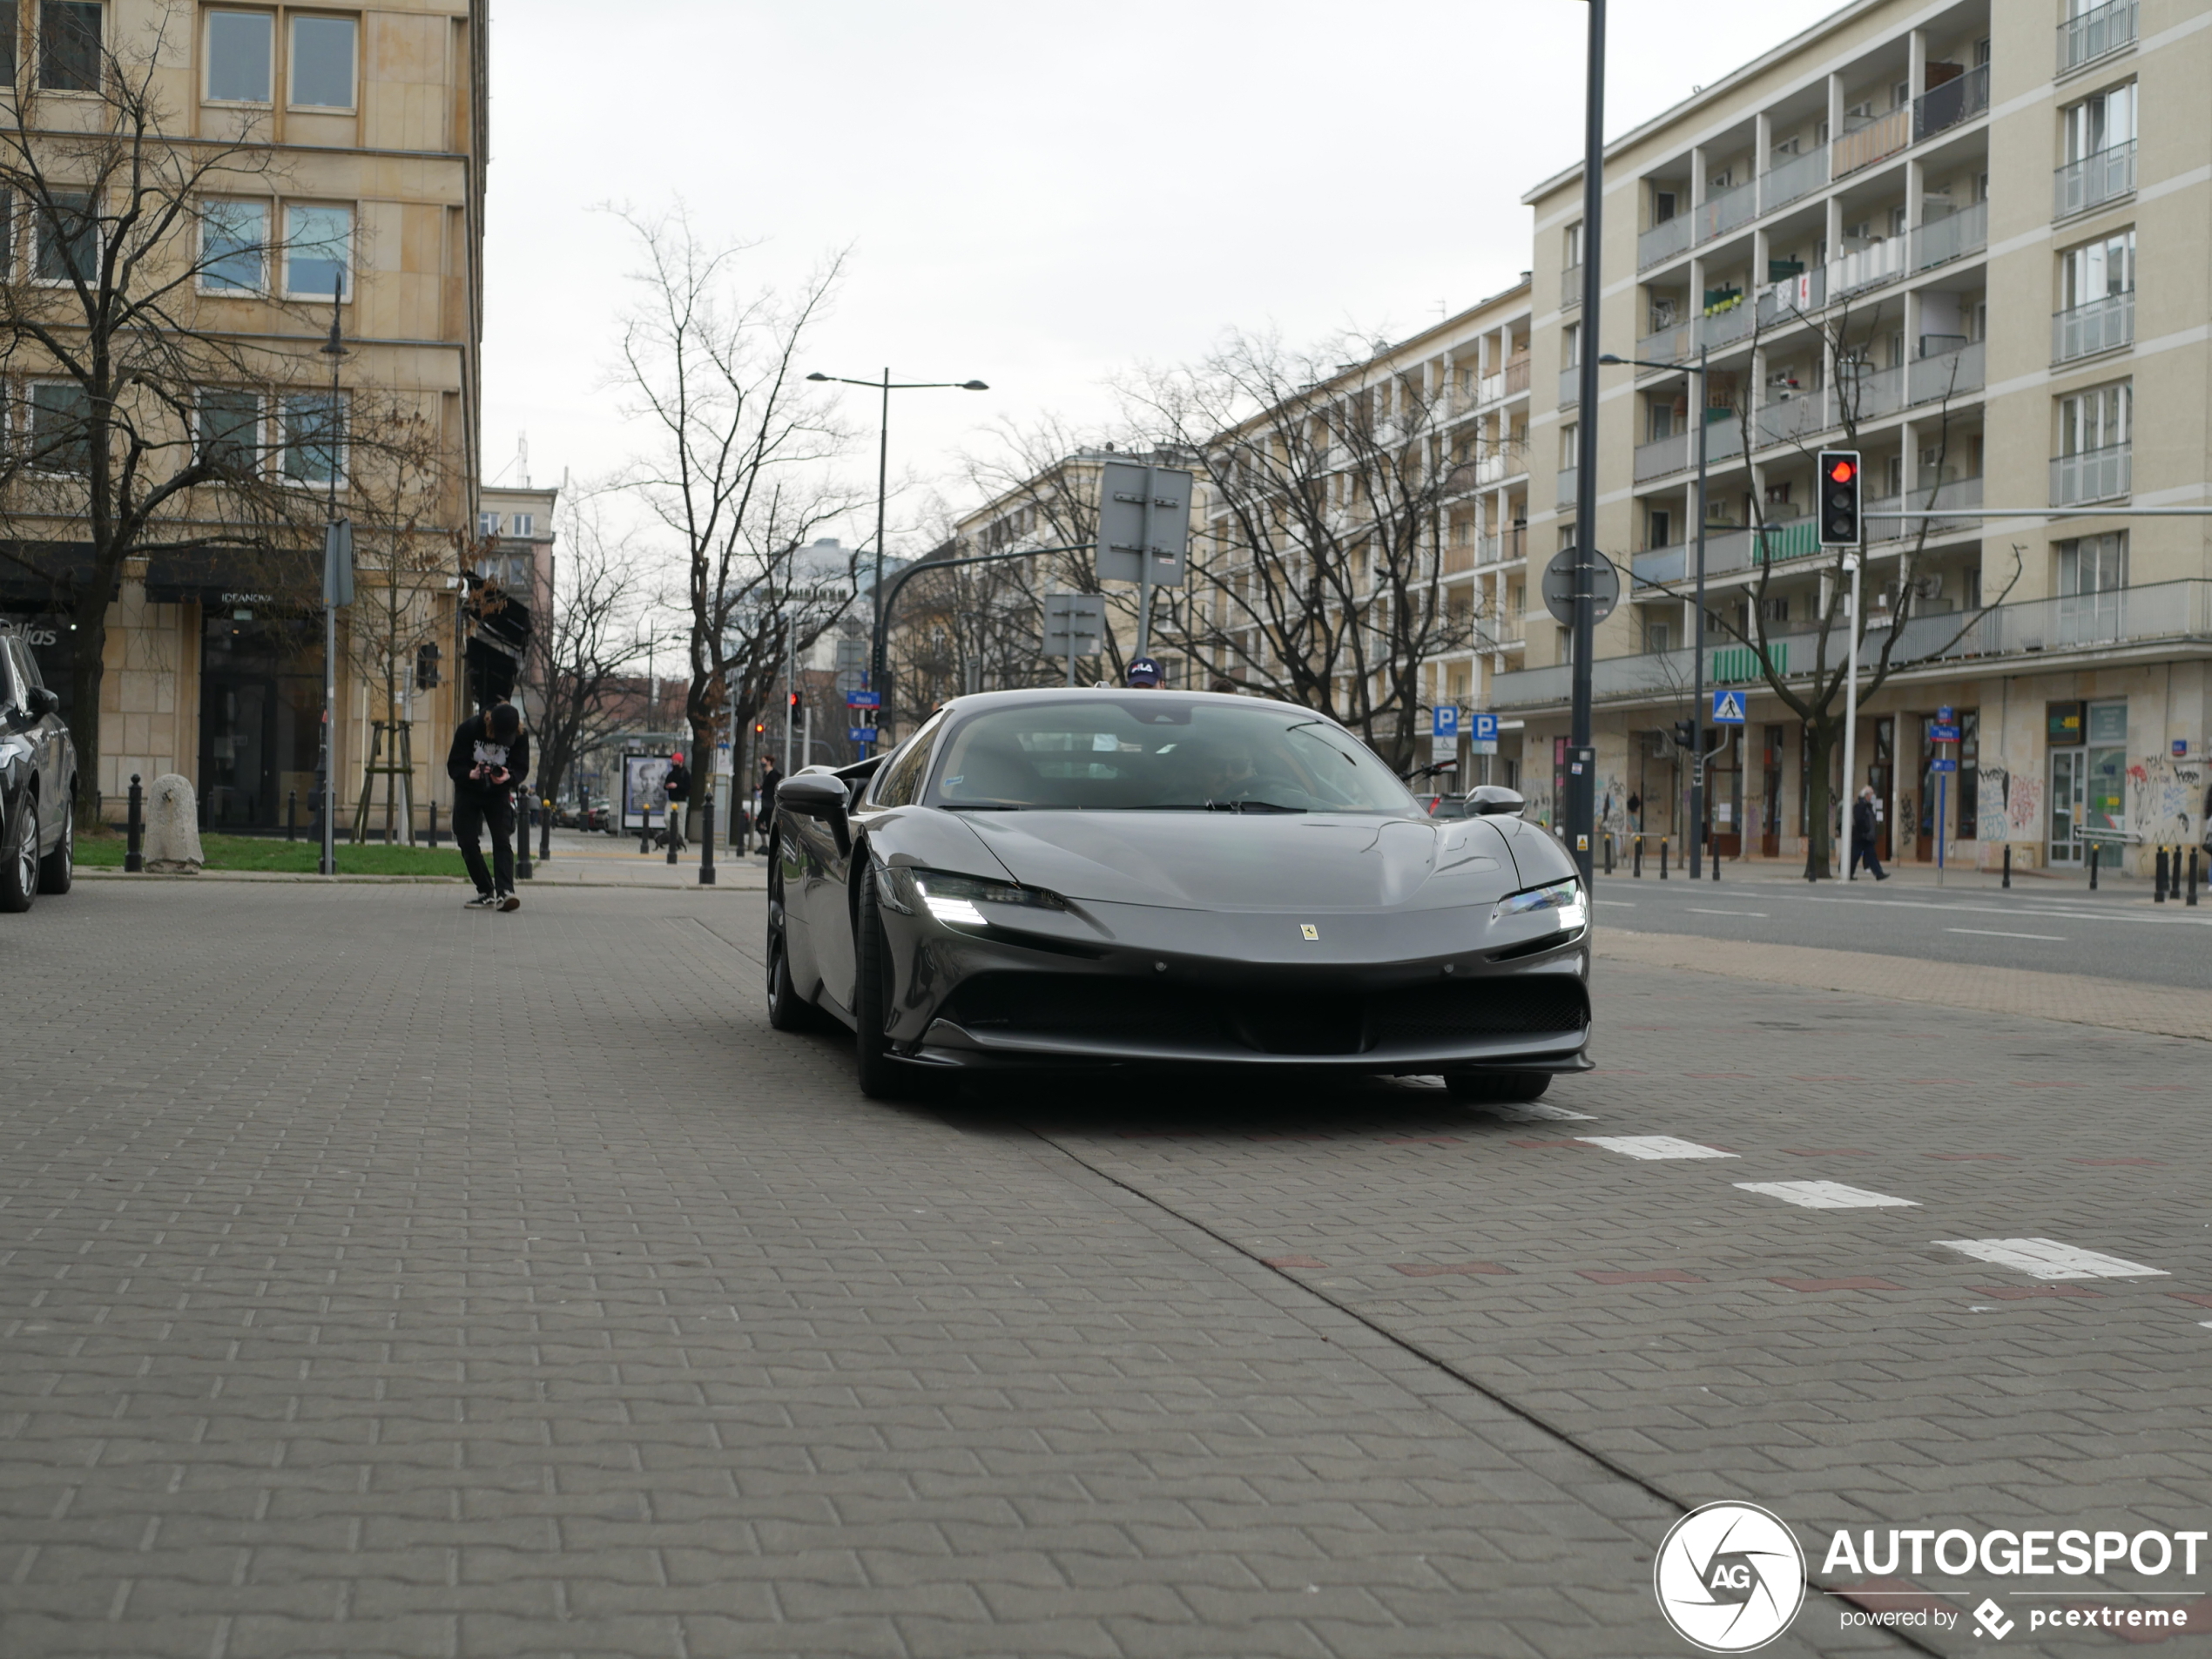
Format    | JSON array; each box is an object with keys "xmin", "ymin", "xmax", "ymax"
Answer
[
  {"xmin": 1136, "ymin": 467, "xmax": 1156, "ymax": 659},
  {"xmin": 1689, "ymin": 343, "xmax": 1709, "ymax": 879},
  {"xmin": 1566, "ymin": 0, "xmax": 1606, "ymax": 886}
]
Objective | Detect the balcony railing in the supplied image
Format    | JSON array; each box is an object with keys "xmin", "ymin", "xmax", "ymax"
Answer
[
  {"xmin": 1833, "ymin": 106, "xmax": 1910, "ymax": 179},
  {"xmin": 1835, "ymin": 361, "xmax": 1907, "ymax": 423},
  {"xmin": 2060, "ymin": 0, "xmax": 2137, "ymax": 73},
  {"xmin": 1755, "ymin": 393, "xmax": 1828, "ymax": 450},
  {"xmin": 1561, "ymin": 265, "xmax": 1582, "ymax": 310},
  {"xmin": 1491, "ymin": 579, "xmax": 2212, "ymax": 711},
  {"xmin": 1911, "ymin": 200, "xmax": 1988, "ymax": 271},
  {"xmin": 1829, "ymin": 235, "xmax": 1908, "ymax": 300},
  {"xmin": 1913, "ymin": 63, "xmax": 1990, "ymax": 142},
  {"xmin": 1865, "ymin": 476, "xmax": 1984, "ymax": 542},
  {"xmin": 1478, "ymin": 528, "xmax": 1527, "ymax": 565},
  {"xmin": 2053, "ymin": 442, "xmax": 2132, "ymax": 506},
  {"xmin": 1635, "ymin": 319, "xmax": 1697, "ymax": 370},
  {"xmin": 1475, "ymin": 372, "xmax": 1504, "ymax": 406},
  {"xmin": 1556, "ymin": 466, "xmax": 1578, "ymax": 507},
  {"xmin": 1907, "ymin": 341, "xmax": 1984, "ymax": 406},
  {"xmin": 1696, "ymin": 179, "xmax": 1758, "ymax": 245},
  {"xmin": 1703, "ymin": 299, "xmax": 1757, "ymax": 349},
  {"xmin": 1757, "ymin": 267, "xmax": 1825, "ymax": 327},
  {"xmin": 2054, "ymin": 290, "xmax": 2134, "ymax": 362},
  {"xmin": 1502, "ymin": 356, "xmax": 1531, "ymax": 396},
  {"xmin": 1560, "ymin": 368, "xmax": 1581, "ymax": 408},
  {"xmin": 1759, "ymin": 147, "xmax": 1828, "ymax": 213},
  {"xmin": 1633, "ymin": 431, "xmax": 1689, "ymax": 483},
  {"xmin": 1474, "ymin": 452, "xmax": 1508, "ymax": 487},
  {"xmin": 1639, "ymin": 213, "xmax": 1694, "ymax": 271},
  {"xmin": 2056, "ymin": 140, "xmax": 2136, "ymax": 218}
]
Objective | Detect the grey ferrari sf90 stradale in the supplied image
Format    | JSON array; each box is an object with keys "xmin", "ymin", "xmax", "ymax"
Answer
[{"xmin": 765, "ymin": 689, "xmax": 1590, "ymax": 1101}]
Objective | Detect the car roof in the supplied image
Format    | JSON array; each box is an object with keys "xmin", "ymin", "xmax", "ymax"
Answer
[{"xmin": 933, "ymin": 686, "xmax": 1300, "ymax": 714}]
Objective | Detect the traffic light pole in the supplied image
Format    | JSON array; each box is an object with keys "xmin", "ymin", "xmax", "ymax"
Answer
[
  {"xmin": 1689, "ymin": 342, "xmax": 1708, "ymax": 879},
  {"xmin": 1818, "ymin": 450, "xmax": 1862, "ymax": 881},
  {"xmin": 1841, "ymin": 538, "xmax": 1863, "ymax": 878},
  {"xmin": 1566, "ymin": 0, "xmax": 1606, "ymax": 887}
]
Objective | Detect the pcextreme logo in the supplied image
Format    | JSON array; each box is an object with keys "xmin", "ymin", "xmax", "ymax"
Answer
[{"xmin": 1654, "ymin": 1502, "xmax": 1807, "ymax": 1653}]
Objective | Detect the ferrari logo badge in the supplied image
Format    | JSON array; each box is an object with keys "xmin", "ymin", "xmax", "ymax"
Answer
[{"xmin": 1299, "ymin": 924, "xmax": 1318, "ymax": 941}]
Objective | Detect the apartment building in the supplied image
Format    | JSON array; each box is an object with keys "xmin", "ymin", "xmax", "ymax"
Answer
[
  {"xmin": 1509, "ymin": 0, "xmax": 2206, "ymax": 873},
  {"xmin": 0, "ymin": 1, "xmax": 486, "ymax": 832}
]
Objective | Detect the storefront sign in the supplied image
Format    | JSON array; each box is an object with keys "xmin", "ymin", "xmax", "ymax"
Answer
[{"xmin": 2047, "ymin": 701, "xmax": 2085, "ymax": 745}]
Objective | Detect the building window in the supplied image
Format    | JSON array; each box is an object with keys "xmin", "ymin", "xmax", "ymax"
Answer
[
  {"xmin": 34, "ymin": 190, "xmax": 96, "ymax": 284},
  {"xmin": 289, "ymin": 14, "xmax": 356, "ymax": 110},
  {"xmin": 196, "ymin": 389, "xmax": 260, "ymax": 473},
  {"xmin": 28, "ymin": 381, "xmax": 91, "ymax": 471},
  {"xmin": 205, "ymin": 10, "xmax": 271, "ymax": 102},
  {"xmin": 199, "ymin": 199, "xmax": 266, "ymax": 291},
  {"xmin": 2058, "ymin": 529, "xmax": 2128, "ymax": 595},
  {"xmin": 2060, "ymin": 228, "xmax": 2134, "ymax": 308},
  {"xmin": 477, "ymin": 511, "xmax": 500, "ymax": 536},
  {"xmin": 1561, "ymin": 422, "xmax": 1579, "ymax": 469},
  {"xmin": 2064, "ymin": 81, "xmax": 2135, "ymax": 160},
  {"xmin": 1563, "ymin": 222, "xmax": 1582, "ymax": 268},
  {"xmin": 510, "ymin": 513, "xmax": 533, "ymax": 536},
  {"xmin": 2059, "ymin": 381, "xmax": 2130, "ymax": 455},
  {"xmin": 282, "ymin": 203, "xmax": 349, "ymax": 297},
  {"xmin": 38, "ymin": 0, "xmax": 99, "ymax": 92},
  {"xmin": 280, "ymin": 391, "xmax": 345, "ymax": 485}
]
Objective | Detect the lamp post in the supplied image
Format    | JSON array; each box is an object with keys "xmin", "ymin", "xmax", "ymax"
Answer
[
  {"xmin": 1600, "ymin": 342, "xmax": 1711, "ymax": 876},
  {"xmin": 806, "ymin": 369, "xmax": 988, "ymax": 749},
  {"xmin": 1565, "ymin": 0, "xmax": 1606, "ymax": 887},
  {"xmin": 317, "ymin": 273, "xmax": 347, "ymax": 878}
]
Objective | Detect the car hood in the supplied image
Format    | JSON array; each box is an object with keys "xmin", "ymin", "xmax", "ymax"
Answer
[{"xmin": 952, "ymin": 810, "xmax": 1527, "ymax": 913}]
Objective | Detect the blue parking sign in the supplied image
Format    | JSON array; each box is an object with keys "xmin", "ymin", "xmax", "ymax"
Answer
[
  {"xmin": 1432, "ymin": 706, "xmax": 1460, "ymax": 738},
  {"xmin": 1471, "ymin": 712, "xmax": 1499, "ymax": 742}
]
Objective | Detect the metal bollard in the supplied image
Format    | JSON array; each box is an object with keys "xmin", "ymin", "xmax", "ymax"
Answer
[
  {"xmin": 1602, "ymin": 834, "xmax": 1615, "ymax": 875},
  {"xmin": 1660, "ymin": 838, "xmax": 1669, "ymax": 880},
  {"xmin": 427, "ymin": 801, "xmax": 438, "ymax": 847},
  {"xmin": 516, "ymin": 799, "xmax": 535, "ymax": 881},
  {"xmin": 2155, "ymin": 846, "xmax": 2168, "ymax": 902},
  {"xmin": 125, "ymin": 774, "xmax": 145, "ymax": 873},
  {"xmin": 1711, "ymin": 832, "xmax": 1720, "ymax": 881},
  {"xmin": 2089, "ymin": 842, "xmax": 2100, "ymax": 891},
  {"xmin": 2002, "ymin": 844, "xmax": 2012, "ymax": 889},
  {"xmin": 1633, "ymin": 833, "xmax": 1642, "ymax": 877},
  {"xmin": 539, "ymin": 799, "xmax": 551, "ymax": 864},
  {"xmin": 666, "ymin": 804, "xmax": 680, "ymax": 866},
  {"xmin": 285, "ymin": 790, "xmax": 297, "ymax": 841},
  {"xmin": 699, "ymin": 796, "xmax": 717, "ymax": 886},
  {"xmin": 2191, "ymin": 847, "xmax": 2201, "ymax": 907}
]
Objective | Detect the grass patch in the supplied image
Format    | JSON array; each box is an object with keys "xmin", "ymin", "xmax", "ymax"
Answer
[{"xmin": 78, "ymin": 830, "xmax": 469, "ymax": 877}]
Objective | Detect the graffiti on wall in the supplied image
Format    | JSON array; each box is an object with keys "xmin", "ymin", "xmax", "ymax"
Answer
[
  {"xmin": 1975, "ymin": 765, "xmax": 2013, "ymax": 843},
  {"xmin": 2125, "ymin": 756, "xmax": 2203, "ymax": 846}
]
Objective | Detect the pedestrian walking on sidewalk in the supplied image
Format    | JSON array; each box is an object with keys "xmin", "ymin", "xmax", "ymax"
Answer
[
  {"xmin": 448, "ymin": 701, "xmax": 530, "ymax": 911},
  {"xmin": 663, "ymin": 752, "xmax": 691, "ymax": 853},
  {"xmin": 756, "ymin": 755, "xmax": 782, "ymax": 855},
  {"xmin": 1849, "ymin": 785, "xmax": 1889, "ymax": 881}
]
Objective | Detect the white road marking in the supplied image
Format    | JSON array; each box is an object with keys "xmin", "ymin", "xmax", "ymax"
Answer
[
  {"xmin": 1579, "ymin": 1135, "xmax": 1737, "ymax": 1161},
  {"xmin": 1946, "ymin": 927, "xmax": 2067, "ymax": 941},
  {"xmin": 1935, "ymin": 1238, "xmax": 2168, "ymax": 1280},
  {"xmin": 1687, "ymin": 908, "xmax": 1769, "ymax": 917},
  {"xmin": 1597, "ymin": 900, "xmax": 1636, "ymax": 907},
  {"xmin": 1795, "ymin": 894, "xmax": 2212, "ymax": 929},
  {"xmin": 1734, "ymin": 1180, "xmax": 1919, "ymax": 1210},
  {"xmin": 1489, "ymin": 1102, "xmax": 1595, "ymax": 1123}
]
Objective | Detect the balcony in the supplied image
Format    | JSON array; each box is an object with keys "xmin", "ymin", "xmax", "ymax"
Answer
[
  {"xmin": 2054, "ymin": 290, "xmax": 2134, "ymax": 362},
  {"xmin": 2060, "ymin": 0, "xmax": 2137, "ymax": 73},
  {"xmin": 1474, "ymin": 452, "xmax": 1508, "ymax": 487},
  {"xmin": 1502, "ymin": 356, "xmax": 1531, "ymax": 397},
  {"xmin": 1833, "ymin": 106, "xmax": 1910, "ymax": 179},
  {"xmin": 1829, "ymin": 236, "xmax": 1908, "ymax": 300},
  {"xmin": 1703, "ymin": 298, "xmax": 1757, "ymax": 350},
  {"xmin": 1490, "ymin": 579, "xmax": 2212, "ymax": 712},
  {"xmin": 1634, "ymin": 430, "xmax": 1689, "ymax": 483},
  {"xmin": 1907, "ymin": 341, "xmax": 1984, "ymax": 406},
  {"xmin": 2053, "ymin": 442, "xmax": 2131, "ymax": 506},
  {"xmin": 1560, "ymin": 367, "xmax": 1581, "ymax": 408},
  {"xmin": 1911, "ymin": 200, "xmax": 1988, "ymax": 272},
  {"xmin": 1696, "ymin": 179, "xmax": 1758, "ymax": 246},
  {"xmin": 1913, "ymin": 63, "xmax": 1990, "ymax": 142},
  {"xmin": 1639, "ymin": 213, "xmax": 1694, "ymax": 271},
  {"xmin": 1478, "ymin": 528, "xmax": 1527, "ymax": 566},
  {"xmin": 1556, "ymin": 467, "xmax": 1578, "ymax": 507},
  {"xmin": 1755, "ymin": 392, "xmax": 1830, "ymax": 449},
  {"xmin": 1835, "ymin": 361, "xmax": 1906, "ymax": 423},
  {"xmin": 1474, "ymin": 372, "xmax": 1504, "ymax": 406},
  {"xmin": 1756, "ymin": 268, "xmax": 1826, "ymax": 328},
  {"xmin": 1561, "ymin": 265, "xmax": 1582, "ymax": 310},
  {"xmin": 1865, "ymin": 476, "xmax": 1983, "ymax": 542},
  {"xmin": 1759, "ymin": 147, "xmax": 1828, "ymax": 213},
  {"xmin": 2056, "ymin": 140, "xmax": 2135, "ymax": 218},
  {"xmin": 1635, "ymin": 318, "xmax": 1697, "ymax": 370}
]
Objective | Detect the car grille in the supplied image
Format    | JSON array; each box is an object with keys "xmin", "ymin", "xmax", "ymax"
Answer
[{"xmin": 943, "ymin": 973, "xmax": 1586, "ymax": 1056}]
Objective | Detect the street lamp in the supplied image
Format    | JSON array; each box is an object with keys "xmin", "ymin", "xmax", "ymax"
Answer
[
  {"xmin": 806, "ymin": 368, "xmax": 988, "ymax": 748},
  {"xmin": 1599, "ymin": 343, "xmax": 1715, "ymax": 878}
]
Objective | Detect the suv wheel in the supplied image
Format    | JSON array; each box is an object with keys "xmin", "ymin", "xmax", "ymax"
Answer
[
  {"xmin": 0, "ymin": 792, "xmax": 37, "ymax": 913},
  {"xmin": 37, "ymin": 797, "xmax": 71, "ymax": 894}
]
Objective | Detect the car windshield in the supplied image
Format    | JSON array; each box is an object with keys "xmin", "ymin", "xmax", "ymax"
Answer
[{"xmin": 928, "ymin": 697, "xmax": 1418, "ymax": 814}]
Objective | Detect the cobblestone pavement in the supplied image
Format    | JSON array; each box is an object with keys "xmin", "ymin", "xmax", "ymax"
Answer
[{"xmin": 1, "ymin": 881, "xmax": 2201, "ymax": 1656}]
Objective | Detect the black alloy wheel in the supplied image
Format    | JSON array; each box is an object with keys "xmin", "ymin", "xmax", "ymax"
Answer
[
  {"xmin": 0, "ymin": 791, "xmax": 37, "ymax": 913},
  {"xmin": 1443, "ymin": 1069, "xmax": 1552, "ymax": 1104},
  {"xmin": 764, "ymin": 857, "xmax": 820, "ymax": 1034},
  {"xmin": 852, "ymin": 863, "xmax": 906, "ymax": 1100},
  {"xmin": 37, "ymin": 797, "xmax": 71, "ymax": 894}
]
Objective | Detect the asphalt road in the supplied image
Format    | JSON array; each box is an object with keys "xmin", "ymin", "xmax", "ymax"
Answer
[{"xmin": 1595, "ymin": 867, "xmax": 2212, "ymax": 989}]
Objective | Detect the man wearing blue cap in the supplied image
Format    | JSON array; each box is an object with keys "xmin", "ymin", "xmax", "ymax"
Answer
[{"xmin": 1125, "ymin": 657, "xmax": 1164, "ymax": 689}]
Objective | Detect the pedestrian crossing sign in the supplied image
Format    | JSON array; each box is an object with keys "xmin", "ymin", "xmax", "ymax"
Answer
[{"xmin": 1710, "ymin": 690, "xmax": 1748, "ymax": 724}]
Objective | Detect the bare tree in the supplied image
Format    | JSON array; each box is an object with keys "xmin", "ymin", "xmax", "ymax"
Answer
[
  {"xmin": 0, "ymin": 3, "xmax": 395, "ymax": 821},
  {"xmin": 608, "ymin": 207, "xmax": 863, "ymax": 811},
  {"xmin": 520, "ymin": 490, "xmax": 656, "ymax": 817},
  {"xmin": 1123, "ymin": 329, "xmax": 1484, "ymax": 769},
  {"xmin": 1640, "ymin": 291, "xmax": 2017, "ymax": 875}
]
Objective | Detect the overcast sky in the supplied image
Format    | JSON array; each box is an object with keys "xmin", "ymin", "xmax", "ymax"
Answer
[{"xmin": 482, "ymin": 0, "xmax": 1847, "ymax": 552}]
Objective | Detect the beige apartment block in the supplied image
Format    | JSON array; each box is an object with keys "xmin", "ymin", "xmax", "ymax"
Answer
[
  {"xmin": 1510, "ymin": 0, "xmax": 2208, "ymax": 876},
  {"xmin": 1, "ymin": 0, "xmax": 486, "ymax": 833}
]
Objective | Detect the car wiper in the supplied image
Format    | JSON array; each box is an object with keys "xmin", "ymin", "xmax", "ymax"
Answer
[
  {"xmin": 944, "ymin": 804, "xmax": 1030, "ymax": 811},
  {"xmin": 1205, "ymin": 799, "xmax": 1306, "ymax": 813}
]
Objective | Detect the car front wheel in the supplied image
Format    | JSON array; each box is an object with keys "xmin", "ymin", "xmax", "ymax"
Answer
[
  {"xmin": 0, "ymin": 792, "xmax": 37, "ymax": 913},
  {"xmin": 37, "ymin": 797, "xmax": 71, "ymax": 894}
]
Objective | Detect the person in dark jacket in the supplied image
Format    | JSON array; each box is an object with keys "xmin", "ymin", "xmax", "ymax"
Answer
[
  {"xmin": 448, "ymin": 702, "xmax": 530, "ymax": 910},
  {"xmin": 662, "ymin": 752, "xmax": 691, "ymax": 852},
  {"xmin": 755, "ymin": 755, "xmax": 783, "ymax": 851},
  {"xmin": 1849, "ymin": 785, "xmax": 1889, "ymax": 881}
]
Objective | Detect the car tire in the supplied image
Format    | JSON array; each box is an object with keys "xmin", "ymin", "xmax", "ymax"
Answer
[
  {"xmin": 0, "ymin": 792, "xmax": 37, "ymax": 914},
  {"xmin": 37, "ymin": 796, "xmax": 71, "ymax": 895},
  {"xmin": 1443, "ymin": 1069, "xmax": 1550, "ymax": 1104},
  {"xmin": 853, "ymin": 863, "xmax": 906, "ymax": 1100},
  {"xmin": 765, "ymin": 862, "xmax": 821, "ymax": 1034}
]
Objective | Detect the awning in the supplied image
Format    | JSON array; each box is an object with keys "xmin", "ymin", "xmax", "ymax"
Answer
[
  {"xmin": 144, "ymin": 547, "xmax": 319, "ymax": 609},
  {"xmin": 0, "ymin": 541, "xmax": 102, "ymax": 610}
]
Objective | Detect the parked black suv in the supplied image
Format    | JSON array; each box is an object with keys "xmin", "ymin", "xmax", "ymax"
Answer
[{"xmin": 0, "ymin": 632, "xmax": 77, "ymax": 909}]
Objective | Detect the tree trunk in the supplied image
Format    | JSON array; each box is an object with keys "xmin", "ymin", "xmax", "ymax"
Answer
[
  {"xmin": 1803, "ymin": 719, "xmax": 1837, "ymax": 880},
  {"xmin": 69, "ymin": 598, "xmax": 107, "ymax": 824}
]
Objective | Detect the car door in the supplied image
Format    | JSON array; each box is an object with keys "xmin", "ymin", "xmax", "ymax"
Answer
[
  {"xmin": 0, "ymin": 643, "xmax": 37, "ymax": 850},
  {"xmin": 11, "ymin": 641, "xmax": 59, "ymax": 838}
]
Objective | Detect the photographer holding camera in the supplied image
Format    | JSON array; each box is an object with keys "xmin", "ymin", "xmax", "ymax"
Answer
[{"xmin": 447, "ymin": 701, "xmax": 530, "ymax": 911}]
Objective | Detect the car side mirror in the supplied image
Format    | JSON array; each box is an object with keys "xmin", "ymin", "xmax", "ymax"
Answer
[
  {"xmin": 24, "ymin": 687, "xmax": 56, "ymax": 721},
  {"xmin": 1467, "ymin": 785, "xmax": 1526, "ymax": 817},
  {"xmin": 777, "ymin": 771, "xmax": 852, "ymax": 855}
]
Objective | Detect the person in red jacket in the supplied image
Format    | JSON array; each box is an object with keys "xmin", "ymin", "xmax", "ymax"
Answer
[{"xmin": 447, "ymin": 702, "xmax": 530, "ymax": 910}]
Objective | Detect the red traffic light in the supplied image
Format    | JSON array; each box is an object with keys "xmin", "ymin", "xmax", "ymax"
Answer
[{"xmin": 1827, "ymin": 457, "xmax": 1858, "ymax": 484}]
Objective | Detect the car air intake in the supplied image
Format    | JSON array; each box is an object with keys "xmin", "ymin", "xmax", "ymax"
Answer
[{"xmin": 1369, "ymin": 977, "xmax": 1588, "ymax": 1044}]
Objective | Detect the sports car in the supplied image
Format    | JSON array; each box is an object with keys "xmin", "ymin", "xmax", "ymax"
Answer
[{"xmin": 765, "ymin": 688, "xmax": 1591, "ymax": 1101}]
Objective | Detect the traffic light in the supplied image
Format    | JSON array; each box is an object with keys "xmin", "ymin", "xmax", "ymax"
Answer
[
  {"xmin": 1817, "ymin": 449, "xmax": 1861, "ymax": 546},
  {"xmin": 753, "ymin": 721, "xmax": 765, "ymax": 737},
  {"xmin": 414, "ymin": 643, "xmax": 440, "ymax": 690},
  {"xmin": 1672, "ymin": 718, "xmax": 1696, "ymax": 751},
  {"xmin": 787, "ymin": 690, "xmax": 800, "ymax": 711}
]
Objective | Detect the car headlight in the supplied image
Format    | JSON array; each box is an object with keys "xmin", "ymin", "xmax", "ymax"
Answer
[
  {"xmin": 1490, "ymin": 878, "xmax": 1586, "ymax": 933},
  {"xmin": 893, "ymin": 867, "xmax": 1069, "ymax": 927}
]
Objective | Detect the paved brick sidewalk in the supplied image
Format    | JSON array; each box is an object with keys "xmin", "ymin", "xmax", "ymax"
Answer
[{"xmin": 3, "ymin": 883, "xmax": 1843, "ymax": 1659}]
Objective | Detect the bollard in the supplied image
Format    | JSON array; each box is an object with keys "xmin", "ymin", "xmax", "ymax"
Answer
[
  {"xmin": 666, "ymin": 805, "xmax": 680, "ymax": 866},
  {"xmin": 2190, "ymin": 846, "xmax": 2201, "ymax": 907},
  {"xmin": 1602, "ymin": 834, "xmax": 1614, "ymax": 876},
  {"xmin": 2002, "ymin": 844, "xmax": 2012, "ymax": 889},
  {"xmin": 285, "ymin": 790, "xmax": 297, "ymax": 841},
  {"xmin": 539, "ymin": 798, "xmax": 551, "ymax": 864},
  {"xmin": 1660, "ymin": 838, "xmax": 1669, "ymax": 880},
  {"xmin": 1711, "ymin": 831, "xmax": 1720, "ymax": 881},
  {"xmin": 640, "ymin": 812, "xmax": 654, "ymax": 854},
  {"xmin": 125, "ymin": 774, "xmax": 145, "ymax": 873},
  {"xmin": 2089, "ymin": 842, "xmax": 2100, "ymax": 891},
  {"xmin": 699, "ymin": 796, "xmax": 717, "ymax": 886},
  {"xmin": 516, "ymin": 798, "xmax": 534, "ymax": 881},
  {"xmin": 1633, "ymin": 834, "xmax": 1642, "ymax": 878},
  {"xmin": 427, "ymin": 801, "xmax": 438, "ymax": 847},
  {"xmin": 2155, "ymin": 846, "xmax": 2168, "ymax": 903}
]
